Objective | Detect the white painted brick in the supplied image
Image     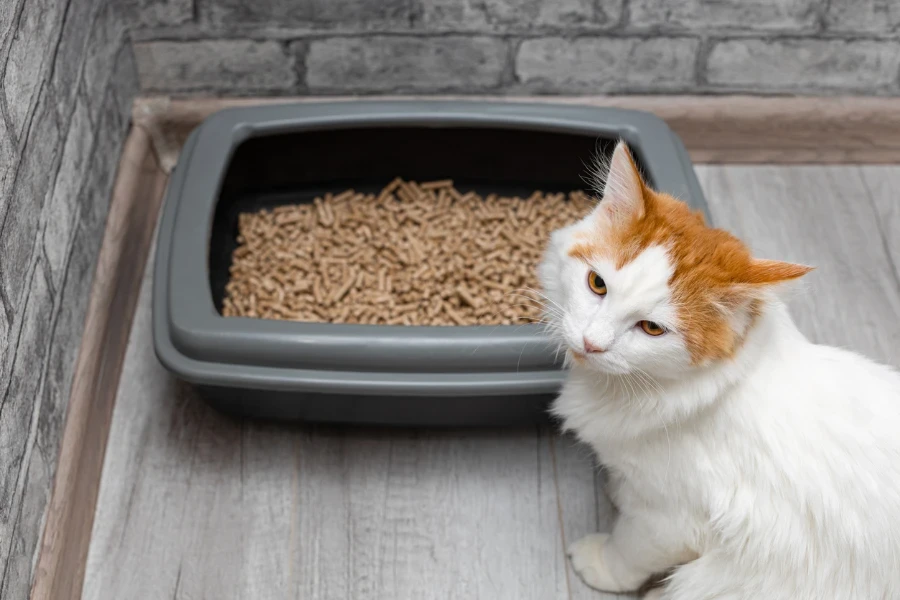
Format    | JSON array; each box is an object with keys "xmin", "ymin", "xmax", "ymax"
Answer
[
  {"xmin": 137, "ymin": 0, "xmax": 194, "ymax": 27},
  {"xmin": 629, "ymin": 0, "xmax": 818, "ymax": 31},
  {"xmin": 0, "ymin": 0, "xmax": 21, "ymax": 54},
  {"xmin": 825, "ymin": 0, "xmax": 900, "ymax": 33},
  {"xmin": 43, "ymin": 98, "xmax": 94, "ymax": 285},
  {"xmin": 516, "ymin": 36, "xmax": 699, "ymax": 92},
  {"xmin": 48, "ymin": 0, "xmax": 100, "ymax": 122},
  {"xmin": 418, "ymin": 0, "xmax": 623, "ymax": 30},
  {"xmin": 0, "ymin": 94, "xmax": 61, "ymax": 312},
  {"xmin": 134, "ymin": 40, "xmax": 297, "ymax": 92},
  {"xmin": 202, "ymin": 0, "xmax": 410, "ymax": 29},
  {"xmin": 82, "ymin": 1, "xmax": 129, "ymax": 124},
  {"xmin": 79, "ymin": 87, "xmax": 126, "ymax": 231},
  {"xmin": 306, "ymin": 36, "xmax": 508, "ymax": 92},
  {"xmin": 706, "ymin": 39, "xmax": 900, "ymax": 92},
  {"xmin": 0, "ymin": 113, "xmax": 14, "ymax": 210},
  {"xmin": 2, "ymin": 0, "xmax": 66, "ymax": 139}
]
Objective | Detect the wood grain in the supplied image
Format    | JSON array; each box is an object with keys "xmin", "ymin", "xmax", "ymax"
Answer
[
  {"xmin": 134, "ymin": 95, "xmax": 900, "ymax": 171},
  {"xmin": 856, "ymin": 166, "xmax": 900, "ymax": 294},
  {"xmin": 30, "ymin": 127, "xmax": 168, "ymax": 600}
]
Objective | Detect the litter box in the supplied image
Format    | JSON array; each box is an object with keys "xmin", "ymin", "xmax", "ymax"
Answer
[{"xmin": 152, "ymin": 101, "xmax": 709, "ymax": 426}]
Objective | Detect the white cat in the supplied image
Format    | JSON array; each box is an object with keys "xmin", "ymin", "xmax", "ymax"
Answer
[{"xmin": 539, "ymin": 141, "xmax": 900, "ymax": 600}]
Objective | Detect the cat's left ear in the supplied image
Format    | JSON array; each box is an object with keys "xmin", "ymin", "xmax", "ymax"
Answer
[
  {"xmin": 713, "ymin": 259, "xmax": 813, "ymax": 332},
  {"xmin": 593, "ymin": 141, "xmax": 647, "ymax": 224},
  {"xmin": 738, "ymin": 259, "xmax": 814, "ymax": 286}
]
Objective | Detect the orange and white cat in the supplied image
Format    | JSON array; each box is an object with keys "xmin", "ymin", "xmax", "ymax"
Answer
[{"xmin": 539, "ymin": 141, "xmax": 900, "ymax": 600}]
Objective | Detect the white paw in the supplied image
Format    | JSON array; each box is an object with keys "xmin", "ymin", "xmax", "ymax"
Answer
[
  {"xmin": 644, "ymin": 589, "xmax": 664, "ymax": 600},
  {"xmin": 567, "ymin": 533, "xmax": 634, "ymax": 593}
]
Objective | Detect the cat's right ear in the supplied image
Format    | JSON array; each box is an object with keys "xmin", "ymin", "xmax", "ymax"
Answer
[{"xmin": 593, "ymin": 141, "xmax": 647, "ymax": 225}]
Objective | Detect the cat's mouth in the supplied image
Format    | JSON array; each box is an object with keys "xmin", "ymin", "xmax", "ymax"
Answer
[
  {"xmin": 567, "ymin": 347, "xmax": 631, "ymax": 375},
  {"xmin": 567, "ymin": 348, "xmax": 608, "ymax": 368},
  {"xmin": 568, "ymin": 349, "xmax": 587, "ymax": 363}
]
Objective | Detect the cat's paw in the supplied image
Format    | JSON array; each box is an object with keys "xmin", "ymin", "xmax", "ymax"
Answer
[
  {"xmin": 567, "ymin": 533, "xmax": 639, "ymax": 593},
  {"xmin": 643, "ymin": 589, "xmax": 664, "ymax": 600}
]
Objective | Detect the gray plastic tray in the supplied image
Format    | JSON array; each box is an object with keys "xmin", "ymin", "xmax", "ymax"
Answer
[{"xmin": 152, "ymin": 100, "xmax": 708, "ymax": 425}]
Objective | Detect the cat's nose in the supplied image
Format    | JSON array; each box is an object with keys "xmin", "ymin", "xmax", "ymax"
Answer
[{"xmin": 583, "ymin": 336, "xmax": 605, "ymax": 353}]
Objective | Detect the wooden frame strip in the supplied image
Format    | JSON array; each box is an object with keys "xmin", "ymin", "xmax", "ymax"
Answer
[{"xmin": 133, "ymin": 94, "xmax": 900, "ymax": 168}]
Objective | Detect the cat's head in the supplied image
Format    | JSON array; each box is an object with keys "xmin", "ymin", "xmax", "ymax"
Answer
[{"xmin": 538, "ymin": 141, "xmax": 812, "ymax": 379}]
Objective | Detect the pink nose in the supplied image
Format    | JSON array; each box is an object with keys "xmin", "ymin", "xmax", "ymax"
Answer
[{"xmin": 583, "ymin": 336, "xmax": 605, "ymax": 353}]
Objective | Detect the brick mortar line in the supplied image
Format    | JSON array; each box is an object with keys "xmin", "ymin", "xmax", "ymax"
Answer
[
  {"xmin": 280, "ymin": 39, "xmax": 306, "ymax": 93},
  {"xmin": 693, "ymin": 36, "xmax": 711, "ymax": 88},
  {"xmin": 129, "ymin": 29, "xmax": 900, "ymax": 44}
]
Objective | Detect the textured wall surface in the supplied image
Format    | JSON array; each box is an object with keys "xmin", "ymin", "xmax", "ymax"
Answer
[
  {"xmin": 0, "ymin": 1, "xmax": 140, "ymax": 597},
  {"xmin": 132, "ymin": 0, "xmax": 900, "ymax": 96}
]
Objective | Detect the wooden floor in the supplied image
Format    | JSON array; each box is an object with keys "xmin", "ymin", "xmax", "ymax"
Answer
[{"xmin": 81, "ymin": 166, "xmax": 900, "ymax": 600}]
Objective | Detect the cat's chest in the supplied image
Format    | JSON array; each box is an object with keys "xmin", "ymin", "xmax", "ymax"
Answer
[{"xmin": 597, "ymin": 430, "xmax": 733, "ymax": 513}]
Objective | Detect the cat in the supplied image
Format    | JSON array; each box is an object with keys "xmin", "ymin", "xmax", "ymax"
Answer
[{"xmin": 538, "ymin": 140, "xmax": 900, "ymax": 600}]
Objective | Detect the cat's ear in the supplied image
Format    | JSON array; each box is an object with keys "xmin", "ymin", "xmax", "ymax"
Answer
[
  {"xmin": 594, "ymin": 141, "xmax": 647, "ymax": 223},
  {"xmin": 712, "ymin": 258, "xmax": 811, "ymax": 306},
  {"xmin": 738, "ymin": 258, "xmax": 814, "ymax": 286},
  {"xmin": 712, "ymin": 259, "xmax": 813, "ymax": 330}
]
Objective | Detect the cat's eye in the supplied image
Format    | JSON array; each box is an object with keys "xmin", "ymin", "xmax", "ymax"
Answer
[
  {"xmin": 639, "ymin": 321, "xmax": 666, "ymax": 336},
  {"xmin": 587, "ymin": 271, "xmax": 607, "ymax": 296}
]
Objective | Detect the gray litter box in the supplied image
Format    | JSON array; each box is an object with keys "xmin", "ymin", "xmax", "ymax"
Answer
[{"xmin": 152, "ymin": 101, "xmax": 708, "ymax": 426}]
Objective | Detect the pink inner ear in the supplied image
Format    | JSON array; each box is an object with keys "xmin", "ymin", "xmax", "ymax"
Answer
[{"xmin": 599, "ymin": 142, "xmax": 645, "ymax": 222}]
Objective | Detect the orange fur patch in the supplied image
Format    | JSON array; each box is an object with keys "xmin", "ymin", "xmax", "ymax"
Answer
[
  {"xmin": 568, "ymin": 241, "xmax": 599, "ymax": 263},
  {"xmin": 570, "ymin": 144, "xmax": 812, "ymax": 364}
]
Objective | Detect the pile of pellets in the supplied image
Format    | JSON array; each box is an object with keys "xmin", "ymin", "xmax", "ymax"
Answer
[{"xmin": 222, "ymin": 178, "xmax": 593, "ymax": 325}]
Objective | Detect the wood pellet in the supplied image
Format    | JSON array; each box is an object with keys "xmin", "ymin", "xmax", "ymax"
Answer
[{"xmin": 223, "ymin": 179, "xmax": 593, "ymax": 326}]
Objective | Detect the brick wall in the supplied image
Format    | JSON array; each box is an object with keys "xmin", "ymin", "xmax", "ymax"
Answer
[
  {"xmin": 0, "ymin": 1, "xmax": 139, "ymax": 597},
  {"xmin": 132, "ymin": 0, "xmax": 900, "ymax": 96}
]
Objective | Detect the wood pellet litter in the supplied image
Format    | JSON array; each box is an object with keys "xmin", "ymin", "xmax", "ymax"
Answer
[{"xmin": 223, "ymin": 178, "xmax": 593, "ymax": 326}]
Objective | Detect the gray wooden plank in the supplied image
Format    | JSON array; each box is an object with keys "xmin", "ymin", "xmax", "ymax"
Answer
[
  {"xmin": 84, "ymin": 252, "xmax": 581, "ymax": 600},
  {"xmin": 552, "ymin": 434, "xmax": 630, "ymax": 600},
  {"xmin": 856, "ymin": 166, "xmax": 900, "ymax": 294},
  {"xmin": 696, "ymin": 165, "xmax": 900, "ymax": 367}
]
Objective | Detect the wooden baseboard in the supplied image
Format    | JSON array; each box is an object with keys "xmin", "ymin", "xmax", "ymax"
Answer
[
  {"xmin": 30, "ymin": 127, "xmax": 168, "ymax": 600},
  {"xmin": 132, "ymin": 94, "xmax": 900, "ymax": 168}
]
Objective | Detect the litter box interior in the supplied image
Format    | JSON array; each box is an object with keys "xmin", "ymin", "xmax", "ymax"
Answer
[{"xmin": 208, "ymin": 125, "xmax": 650, "ymax": 325}]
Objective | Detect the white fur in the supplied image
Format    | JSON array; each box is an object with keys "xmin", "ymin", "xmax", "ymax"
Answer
[{"xmin": 540, "ymin": 146, "xmax": 900, "ymax": 599}]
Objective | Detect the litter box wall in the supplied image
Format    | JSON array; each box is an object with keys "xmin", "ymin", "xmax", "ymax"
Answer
[
  {"xmin": 0, "ymin": 1, "xmax": 148, "ymax": 597},
  {"xmin": 131, "ymin": 0, "xmax": 900, "ymax": 96}
]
